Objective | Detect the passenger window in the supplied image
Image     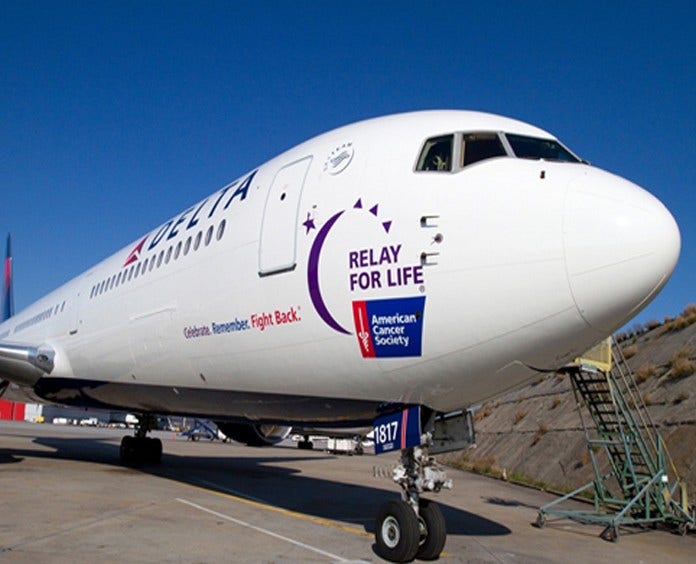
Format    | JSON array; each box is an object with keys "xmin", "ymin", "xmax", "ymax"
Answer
[
  {"xmin": 462, "ymin": 133, "xmax": 507, "ymax": 167},
  {"xmin": 216, "ymin": 219, "xmax": 226, "ymax": 241},
  {"xmin": 416, "ymin": 135, "xmax": 453, "ymax": 171}
]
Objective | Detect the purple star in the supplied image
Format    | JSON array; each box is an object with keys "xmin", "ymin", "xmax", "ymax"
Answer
[{"xmin": 302, "ymin": 212, "xmax": 316, "ymax": 234}]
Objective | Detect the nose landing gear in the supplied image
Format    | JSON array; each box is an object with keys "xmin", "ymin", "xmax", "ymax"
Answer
[{"xmin": 375, "ymin": 445, "xmax": 451, "ymax": 562}]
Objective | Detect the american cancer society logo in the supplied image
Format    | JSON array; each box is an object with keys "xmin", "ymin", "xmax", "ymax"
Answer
[{"xmin": 352, "ymin": 296, "xmax": 425, "ymax": 358}]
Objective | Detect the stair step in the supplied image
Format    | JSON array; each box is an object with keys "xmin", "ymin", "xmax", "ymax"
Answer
[
  {"xmin": 574, "ymin": 377, "xmax": 610, "ymax": 385},
  {"xmin": 592, "ymin": 408, "xmax": 616, "ymax": 414}
]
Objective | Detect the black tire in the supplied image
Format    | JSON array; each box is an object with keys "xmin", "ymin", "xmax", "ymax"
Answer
[
  {"xmin": 375, "ymin": 500, "xmax": 420, "ymax": 562},
  {"xmin": 146, "ymin": 437, "xmax": 163, "ymax": 464},
  {"xmin": 416, "ymin": 500, "xmax": 446, "ymax": 560},
  {"xmin": 120, "ymin": 436, "xmax": 162, "ymax": 466},
  {"xmin": 120, "ymin": 436, "xmax": 136, "ymax": 465}
]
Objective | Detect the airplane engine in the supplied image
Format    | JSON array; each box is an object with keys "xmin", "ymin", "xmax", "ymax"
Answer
[{"xmin": 215, "ymin": 422, "xmax": 292, "ymax": 446}]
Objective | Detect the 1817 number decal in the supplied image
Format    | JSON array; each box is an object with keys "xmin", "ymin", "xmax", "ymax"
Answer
[{"xmin": 374, "ymin": 421, "xmax": 398, "ymax": 447}]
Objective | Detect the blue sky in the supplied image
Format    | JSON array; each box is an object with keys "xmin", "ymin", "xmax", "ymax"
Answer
[{"xmin": 1, "ymin": 1, "xmax": 693, "ymax": 328}]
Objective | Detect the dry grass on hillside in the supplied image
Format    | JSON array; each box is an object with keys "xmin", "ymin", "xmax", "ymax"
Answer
[
  {"xmin": 662, "ymin": 304, "xmax": 696, "ymax": 334},
  {"xmin": 615, "ymin": 304, "xmax": 696, "ymax": 343},
  {"xmin": 669, "ymin": 347, "xmax": 696, "ymax": 379},
  {"xmin": 635, "ymin": 363, "xmax": 658, "ymax": 383}
]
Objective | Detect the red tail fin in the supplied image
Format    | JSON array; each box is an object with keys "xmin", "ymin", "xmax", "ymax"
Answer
[{"xmin": 3, "ymin": 234, "xmax": 13, "ymax": 321}]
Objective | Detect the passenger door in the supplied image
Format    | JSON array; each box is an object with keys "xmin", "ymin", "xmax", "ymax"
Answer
[{"xmin": 258, "ymin": 156, "xmax": 312, "ymax": 276}]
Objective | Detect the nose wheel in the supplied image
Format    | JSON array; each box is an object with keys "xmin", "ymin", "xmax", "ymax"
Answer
[
  {"xmin": 376, "ymin": 500, "xmax": 420, "ymax": 562},
  {"xmin": 374, "ymin": 445, "xmax": 450, "ymax": 562},
  {"xmin": 416, "ymin": 499, "xmax": 446, "ymax": 560}
]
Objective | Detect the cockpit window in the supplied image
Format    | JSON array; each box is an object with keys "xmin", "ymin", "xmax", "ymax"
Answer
[
  {"xmin": 462, "ymin": 132, "xmax": 506, "ymax": 167},
  {"xmin": 416, "ymin": 135, "xmax": 453, "ymax": 171},
  {"xmin": 505, "ymin": 134, "xmax": 580, "ymax": 162}
]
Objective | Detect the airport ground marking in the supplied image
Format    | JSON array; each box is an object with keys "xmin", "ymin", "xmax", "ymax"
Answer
[{"xmin": 176, "ymin": 498, "xmax": 355, "ymax": 562}]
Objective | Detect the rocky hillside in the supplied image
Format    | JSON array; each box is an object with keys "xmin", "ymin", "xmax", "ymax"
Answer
[{"xmin": 443, "ymin": 305, "xmax": 696, "ymax": 499}]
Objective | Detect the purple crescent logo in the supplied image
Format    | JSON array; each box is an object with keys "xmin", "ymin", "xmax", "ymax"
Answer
[{"xmin": 306, "ymin": 199, "xmax": 392, "ymax": 334}]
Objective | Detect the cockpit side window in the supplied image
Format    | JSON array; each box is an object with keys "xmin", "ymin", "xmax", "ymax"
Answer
[
  {"xmin": 505, "ymin": 134, "xmax": 580, "ymax": 162},
  {"xmin": 416, "ymin": 135, "xmax": 453, "ymax": 171},
  {"xmin": 461, "ymin": 132, "xmax": 507, "ymax": 167}
]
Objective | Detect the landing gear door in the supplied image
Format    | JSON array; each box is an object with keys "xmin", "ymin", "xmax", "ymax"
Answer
[
  {"xmin": 373, "ymin": 407, "xmax": 423, "ymax": 454},
  {"xmin": 258, "ymin": 156, "xmax": 312, "ymax": 276}
]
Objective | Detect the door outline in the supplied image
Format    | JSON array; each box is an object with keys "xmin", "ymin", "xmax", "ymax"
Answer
[{"xmin": 258, "ymin": 156, "xmax": 313, "ymax": 276}]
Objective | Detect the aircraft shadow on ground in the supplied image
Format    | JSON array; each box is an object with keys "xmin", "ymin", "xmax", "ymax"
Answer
[
  {"xmin": 3, "ymin": 435, "xmax": 511, "ymax": 537},
  {"xmin": 0, "ymin": 452, "xmax": 23, "ymax": 464}
]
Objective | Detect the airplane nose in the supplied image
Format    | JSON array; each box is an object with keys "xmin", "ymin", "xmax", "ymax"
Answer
[{"xmin": 564, "ymin": 169, "xmax": 681, "ymax": 333}]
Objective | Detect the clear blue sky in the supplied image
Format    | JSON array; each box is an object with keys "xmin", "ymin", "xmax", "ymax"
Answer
[{"xmin": 1, "ymin": 1, "xmax": 693, "ymax": 329}]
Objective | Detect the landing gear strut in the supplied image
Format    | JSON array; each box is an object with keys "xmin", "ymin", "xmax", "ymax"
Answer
[
  {"xmin": 119, "ymin": 414, "xmax": 162, "ymax": 466},
  {"xmin": 297, "ymin": 434, "xmax": 314, "ymax": 450},
  {"xmin": 375, "ymin": 444, "xmax": 451, "ymax": 562}
]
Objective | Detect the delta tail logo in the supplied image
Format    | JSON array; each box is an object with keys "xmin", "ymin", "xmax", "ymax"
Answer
[
  {"xmin": 123, "ymin": 237, "xmax": 147, "ymax": 267},
  {"xmin": 305, "ymin": 198, "xmax": 426, "ymax": 358}
]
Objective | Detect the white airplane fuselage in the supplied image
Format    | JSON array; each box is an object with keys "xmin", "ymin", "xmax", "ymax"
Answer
[{"xmin": 0, "ymin": 111, "xmax": 681, "ymax": 427}]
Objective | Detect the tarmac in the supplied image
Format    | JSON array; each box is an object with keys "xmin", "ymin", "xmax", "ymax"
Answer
[{"xmin": 1, "ymin": 420, "xmax": 694, "ymax": 563}]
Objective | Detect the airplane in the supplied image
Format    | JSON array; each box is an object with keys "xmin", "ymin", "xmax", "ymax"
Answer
[{"xmin": 0, "ymin": 110, "xmax": 680, "ymax": 561}]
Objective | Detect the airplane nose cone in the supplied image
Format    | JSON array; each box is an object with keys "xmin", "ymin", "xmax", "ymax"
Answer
[{"xmin": 564, "ymin": 169, "xmax": 681, "ymax": 332}]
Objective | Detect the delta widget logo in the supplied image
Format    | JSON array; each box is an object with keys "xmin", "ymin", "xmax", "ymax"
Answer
[{"xmin": 305, "ymin": 198, "xmax": 426, "ymax": 358}]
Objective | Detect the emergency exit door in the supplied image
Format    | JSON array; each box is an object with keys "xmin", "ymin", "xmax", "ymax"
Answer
[{"xmin": 258, "ymin": 156, "xmax": 312, "ymax": 276}]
